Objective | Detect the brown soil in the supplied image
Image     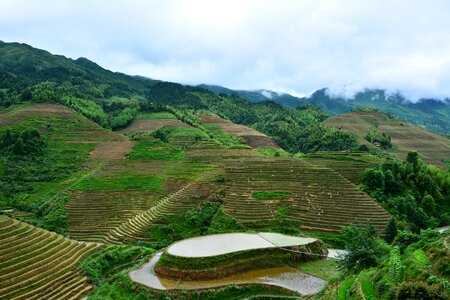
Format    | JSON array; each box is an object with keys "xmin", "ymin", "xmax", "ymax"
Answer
[
  {"xmin": 324, "ymin": 111, "xmax": 450, "ymax": 168},
  {"xmin": 242, "ymin": 135, "xmax": 280, "ymax": 148},
  {"xmin": 89, "ymin": 139, "xmax": 136, "ymax": 160},
  {"xmin": 163, "ymin": 179, "xmax": 192, "ymax": 193},
  {"xmin": 198, "ymin": 114, "xmax": 266, "ymax": 137},
  {"xmin": 186, "ymin": 148, "xmax": 263, "ymax": 160},
  {"xmin": 198, "ymin": 114, "xmax": 280, "ymax": 148},
  {"xmin": 67, "ymin": 189, "xmax": 162, "ymax": 241},
  {"xmin": 0, "ymin": 103, "xmax": 81, "ymax": 126}
]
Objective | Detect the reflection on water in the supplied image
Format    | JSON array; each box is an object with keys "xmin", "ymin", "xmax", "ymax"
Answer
[
  {"xmin": 167, "ymin": 232, "xmax": 317, "ymax": 258},
  {"xmin": 129, "ymin": 252, "xmax": 327, "ymax": 295}
]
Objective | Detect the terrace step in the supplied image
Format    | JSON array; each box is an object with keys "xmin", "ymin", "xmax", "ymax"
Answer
[
  {"xmin": 104, "ymin": 171, "xmax": 217, "ymax": 244},
  {"xmin": 223, "ymin": 158, "xmax": 390, "ymax": 236},
  {"xmin": 0, "ymin": 216, "xmax": 102, "ymax": 299}
]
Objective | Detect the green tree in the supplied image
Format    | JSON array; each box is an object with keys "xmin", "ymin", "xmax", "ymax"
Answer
[
  {"xmin": 385, "ymin": 217, "xmax": 398, "ymax": 244},
  {"xmin": 338, "ymin": 224, "xmax": 387, "ymax": 273},
  {"xmin": 362, "ymin": 167, "xmax": 385, "ymax": 190}
]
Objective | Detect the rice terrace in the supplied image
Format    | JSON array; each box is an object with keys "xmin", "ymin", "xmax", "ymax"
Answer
[{"xmin": 1, "ymin": 3, "xmax": 450, "ymax": 299}]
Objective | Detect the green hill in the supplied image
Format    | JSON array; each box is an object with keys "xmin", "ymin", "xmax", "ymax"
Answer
[
  {"xmin": 1, "ymin": 41, "xmax": 449, "ymax": 299},
  {"xmin": 200, "ymin": 84, "xmax": 450, "ymax": 134},
  {"xmin": 323, "ymin": 110, "xmax": 450, "ymax": 168}
]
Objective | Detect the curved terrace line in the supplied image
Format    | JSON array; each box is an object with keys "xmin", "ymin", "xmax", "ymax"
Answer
[{"xmin": 129, "ymin": 251, "xmax": 327, "ymax": 295}]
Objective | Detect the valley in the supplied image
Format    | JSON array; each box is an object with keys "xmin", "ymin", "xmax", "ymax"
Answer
[{"xmin": 0, "ymin": 41, "xmax": 449, "ymax": 299}]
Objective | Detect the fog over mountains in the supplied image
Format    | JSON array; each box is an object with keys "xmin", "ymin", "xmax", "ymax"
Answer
[{"xmin": 199, "ymin": 84, "xmax": 450, "ymax": 134}]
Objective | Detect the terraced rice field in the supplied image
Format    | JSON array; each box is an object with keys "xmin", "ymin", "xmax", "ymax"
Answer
[
  {"xmin": 66, "ymin": 190, "xmax": 162, "ymax": 241},
  {"xmin": 306, "ymin": 152, "xmax": 382, "ymax": 184},
  {"xmin": 0, "ymin": 215, "xmax": 102, "ymax": 300},
  {"xmin": 186, "ymin": 147, "xmax": 263, "ymax": 162},
  {"xmin": 120, "ymin": 117, "xmax": 191, "ymax": 134},
  {"xmin": 324, "ymin": 111, "xmax": 450, "ymax": 168},
  {"xmin": 223, "ymin": 158, "xmax": 390, "ymax": 235},
  {"xmin": 104, "ymin": 171, "xmax": 221, "ymax": 244},
  {"xmin": 198, "ymin": 114, "xmax": 280, "ymax": 148}
]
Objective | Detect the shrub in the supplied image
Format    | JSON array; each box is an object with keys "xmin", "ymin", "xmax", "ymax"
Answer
[{"xmin": 396, "ymin": 281, "xmax": 448, "ymax": 300}]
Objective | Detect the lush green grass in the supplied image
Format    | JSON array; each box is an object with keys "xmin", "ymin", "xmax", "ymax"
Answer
[
  {"xmin": 338, "ymin": 276, "xmax": 357, "ymax": 300},
  {"xmin": 136, "ymin": 112, "xmax": 177, "ymax": 119},
  {"xmin": 252, "ymin": 191, "xmax": 289, "ymax": 199},
  {"xmin": 360, "ymin": 277, "xmax": 377, "ymax": 300},
  {"xmin": 127, "ymin": 139, "xmax": 185, "ymax": 161},
  {"xmin": 168, "ymin": 127, "xmax": 209, "ymax": 140},
  {"xmin": 202, "ymin": 124, "xmax": 249, "ymax": 148},
  {"xmin": 73, "ymin": 175, "xmax": 165, "ymax": 191},
  {"xmin": 297, "ymin": 259, "xmax": 339, "ymax": 281},
  {"xmin": 0, "ymin": 102, "xmax": 31, "ymax": 111},
  {"xmin": 165, "ymin": 161, "xmax": 214, "ymax": 180},
  {"xmin": 79, "ymin": 245, "xmax": 154, "ymax": 285},
  {"xmin": 403, "ymin": 249, "xmax": 431, "ymax": 279},
  {"xmin": 256, "ymin": 148, "xmax": 290, "ymax": 157}
]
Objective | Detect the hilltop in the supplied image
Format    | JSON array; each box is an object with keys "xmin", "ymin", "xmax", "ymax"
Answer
[
  {"xmin": 200, "ymin": 84, "xmax": 450, "ymax": 134},
  {"xmin": 323, "ymin": 110, "xmax": 450, "ymax": 168}
]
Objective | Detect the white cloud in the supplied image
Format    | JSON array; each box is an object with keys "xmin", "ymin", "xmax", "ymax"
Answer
[{"xmin": 1, "ymin": 0, "xmax": 450, "ymax": 100}]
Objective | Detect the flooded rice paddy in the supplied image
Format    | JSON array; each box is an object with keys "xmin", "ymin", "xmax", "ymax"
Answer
[
  {"xmin": 166, "ymin": 232, "xmax": 317, "ymax": 257},
  {"xmin": 129, "ymin": 252, "xmax": 327, "ymax": 295},
  {"xmin": 129, "ymin": 233, "xmax": 342, "ymax": 295}
]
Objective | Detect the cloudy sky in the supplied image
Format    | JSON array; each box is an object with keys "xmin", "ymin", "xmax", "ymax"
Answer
[{"xmin": 1, "ymin": 0, "xmax": 450, "ymax": 99}]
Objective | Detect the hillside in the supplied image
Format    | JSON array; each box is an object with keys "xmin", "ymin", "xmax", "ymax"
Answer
[
  {"xmin": 1, "ymin": 41, "xmax": 449, "ymax": 299},
  {"xmin": 0, "ymin": 41, "xmax": 157, "ymax": 101},
  {"xmin": 201, "ymin": 84, "xmax": 450, "ymax": 134},
  {"xmin": 0, "ymin": 42, "xmax": 358, "ymax": 155},
  {"xmin": 323, "ymin": 110, "xmax": 450, "ymax": 168},
  {"xmin": 0, "ymin": 215, "xmax": 102, "ymax": 299}
]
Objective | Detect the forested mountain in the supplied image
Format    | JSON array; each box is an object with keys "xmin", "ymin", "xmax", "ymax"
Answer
[
  {"xmin": 200, "ymin": 84, "xmax": 450, "ymax": 134},
  {"xmin": 197, "ymin": 84, "xmax": 303, "ymax": 107},
  {"xmin": 0, "ymin": 42, "xmax": 357, "ymax": 154},
  {"xmin": 1, "ymin": 41, "xmax": 449, "ymax": 300}
]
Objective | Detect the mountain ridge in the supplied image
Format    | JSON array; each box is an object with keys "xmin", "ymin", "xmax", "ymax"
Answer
[{"xmin": 200, "ymin": 84, "xmax": 450, "ymax": 134}]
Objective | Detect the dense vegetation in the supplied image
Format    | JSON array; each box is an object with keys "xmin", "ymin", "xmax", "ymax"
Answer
[
  {"xmin": 331, "ymin": 225, "xmax": 449, "ymax": 300},
  {"xmin": 175, "ymin": 90, "xmax": 358, "ymax": 153},
  {"xmin": 365, "ymin": 129, "xmax": 392, "ymax": 149},
  {"xmin": 147, "ymin": 202, "xmax": 241, "ymax": 249},
  {"xmin": 0, "ymin": 127, "xmax": 91, "ymax": 233},
  {"xmin": 360, "ymin": 152, "xmax": 450, "ymax": 232},
  {"xmin": 0, "ymin": 42, "xmax": 358, "ymax": 154}
]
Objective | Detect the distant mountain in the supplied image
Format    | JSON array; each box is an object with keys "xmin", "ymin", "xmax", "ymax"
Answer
[
  {"xmin": 199, "ymin": 84, "xmax": 450, "ymax": 134},
  {"xmin": 1, "ymin": 42, "xmax": 448, "ymax": 134},
  {"xmin": 323, "ymin": 110, "xmax": 450, "ymax": 168},
  {"xmin": 197, "ymin": 84, "xmax": 303, "ymax": 108}
]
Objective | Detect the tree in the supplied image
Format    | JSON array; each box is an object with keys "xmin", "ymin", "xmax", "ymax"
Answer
[
  {"xmin": 384, "ymin": 169, "xmax": 401, "ymax": 194},
  {"xmin": 338, "ymin": 224, "xmax": 387, "ymax": 273},
  {"xmin": 362, "ymin": 167, "xmax": 385, "ymax": 191},
  {"xmin": 13, "ymin": 137, "xmax": 25, "ymax": 155},
  {"xmin": 406, "ymin": 151, "xmax": 419, "ymax": 166},
  {"xmin": 385, "ymin": 217, "xmax": 398, "ymax": 244}
]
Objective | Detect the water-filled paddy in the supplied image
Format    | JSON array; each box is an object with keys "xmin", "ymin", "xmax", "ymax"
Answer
[
  {"xmin": 166, "ymin": 232, "xmax": 317, "ymax": 257},
  {"xmin": 129, "ymin": 252, "xmax": 327, "ymax": 295}
]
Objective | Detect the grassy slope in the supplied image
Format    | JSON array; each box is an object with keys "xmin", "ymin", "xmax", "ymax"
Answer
[{"xmin": 323, "ymin": 111, "xmax": 450, "ymax": 168}]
